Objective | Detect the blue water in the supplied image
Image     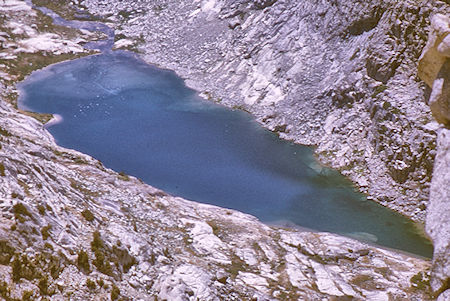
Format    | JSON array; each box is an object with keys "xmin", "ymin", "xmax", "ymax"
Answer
[{"xmin": 18, "ymin": 51, "xmax": 432, "ymax": 257}]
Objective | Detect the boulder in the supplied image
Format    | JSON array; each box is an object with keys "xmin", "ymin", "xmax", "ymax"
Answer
[
  {"xmin": 418, "ymin": 14, "xmax": 450, "ymax": 125},
  {"xmin": 418, "ymin": 14, "xmax": 450, "ymax": 87}
]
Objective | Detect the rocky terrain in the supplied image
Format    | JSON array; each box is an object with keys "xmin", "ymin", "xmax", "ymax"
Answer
[
  {"xmin": 0, "ymin": 0, "xmax": 448, "ymax": 300},
  {"xmin": 0, "ymin": 98, "xmax": 434, "ymax": 300},
  {"xmin": 80, "ymin": 0, "xmax": 450, "ymax": 297},
  {"xmin": 418, "ymin": 13, "xmax": 450, "ymax": 299}
]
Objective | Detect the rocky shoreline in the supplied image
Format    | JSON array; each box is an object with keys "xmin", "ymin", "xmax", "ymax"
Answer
[
  {"xmin": 82, "ymin": 0, "xmax": 450, "ymax": 297},
  {"xmin": 81, "ymin": 0, "xmax": 448, "ymax": 223},
  {"xmin": 0, "ymin": 0, "xmax": 448, "ymax": 299}
]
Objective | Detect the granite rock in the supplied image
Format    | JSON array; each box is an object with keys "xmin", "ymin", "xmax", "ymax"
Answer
[{"xmin": 418, "ymin": 13, "xmax": 450, "ymax": 298}]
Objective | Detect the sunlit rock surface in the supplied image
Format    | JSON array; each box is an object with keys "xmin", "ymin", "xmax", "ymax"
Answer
[
  {"xmin": 427, "ymin": 128, "xmax": 450, "ymax": 297},
  {"xmin": 418, "ymin": 13, "xmax": 450, "ymax": 298},
  {"xmin": 419, "ymin": 14, "xmax": 450, "ymax": 126}
]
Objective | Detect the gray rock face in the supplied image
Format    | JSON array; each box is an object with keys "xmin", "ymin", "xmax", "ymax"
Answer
[
  {"xmin": 82, "ymin": 0, "xmax": 450, "ymax": 223},
  {"xmin": 418, "ymin": 13, "xmax": 450, "ymax": 299},
  {"xmin": 427, "ymin": 128, "xmax": 450, "ymax": 296}
]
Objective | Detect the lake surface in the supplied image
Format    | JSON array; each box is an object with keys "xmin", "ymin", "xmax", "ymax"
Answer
[{"xmin": 18, "ymin": 51, "xmax": 433, "ymax": 257}]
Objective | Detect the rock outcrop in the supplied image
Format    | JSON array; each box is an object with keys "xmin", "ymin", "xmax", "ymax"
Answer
[
  {"xmin": 419, "ymin": 14, "xmax": 450, "ymax": 126},
  {"xmin": 418, "ymin": 13, "xmax": 450, "ymax": 299},
  {"xmin": 427, "ymin": 128, "xmax": 450, "ymax": 299}
]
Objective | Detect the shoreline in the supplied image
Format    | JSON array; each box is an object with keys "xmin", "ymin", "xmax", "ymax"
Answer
[
  {"xmin": 18, "ymin": 0, "xmax": 428, "ymax": 225},
  {"xmin": 0, "ymin": 0, "xmax": 440, "ymax": 299},
  {"xmin": 44, "ymin": 113, "xmax": 63, "ymax": 127},
  {"xmin": 13, "ymin": 1, "xmax": 432, "ymax": 247},
  {"xmin": 83, "ymin": 0, "xmax": 446, "ymax": 225}
]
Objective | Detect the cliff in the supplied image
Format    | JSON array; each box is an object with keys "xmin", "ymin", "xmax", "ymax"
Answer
[{"xmin": 418, "ymin": 13, "xmax": 450, "ymax": 298}]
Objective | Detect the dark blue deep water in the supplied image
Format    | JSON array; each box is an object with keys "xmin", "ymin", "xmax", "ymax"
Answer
[{"xmin": 18, "ymin": 52, "xmax": 432, "ymax": 257}]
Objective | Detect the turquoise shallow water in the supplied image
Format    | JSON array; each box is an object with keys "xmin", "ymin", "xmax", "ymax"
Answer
[{"xmin": 18, "ymin": 51, "xmax": 433, "ymax": 257}]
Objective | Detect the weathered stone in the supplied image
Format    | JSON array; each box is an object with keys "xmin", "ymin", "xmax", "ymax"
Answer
[
  {"xmin": 419, "ymin": 14, "xmax": 450, "ymax": 87},
  {"xmin": 427, "ymin": 128, "xmax": 450, "ymax": 296},
  {"xmin": 428, "ymin": 59, "xmax": 450, "ymax": 125},
  {"xmin": 437, "ymin": 289, "xmax": 450, "ymax": 301},
  {"xmin": 438, "ymin": 34, "xmax": 450, "ymax": 57},
  {"xmin": 417, "ymin": 14, "xmax": 450, "ymax": 300},
  {"xmin": 419, "ymin": 13, "xmax": 450, "ymax": 125}
]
